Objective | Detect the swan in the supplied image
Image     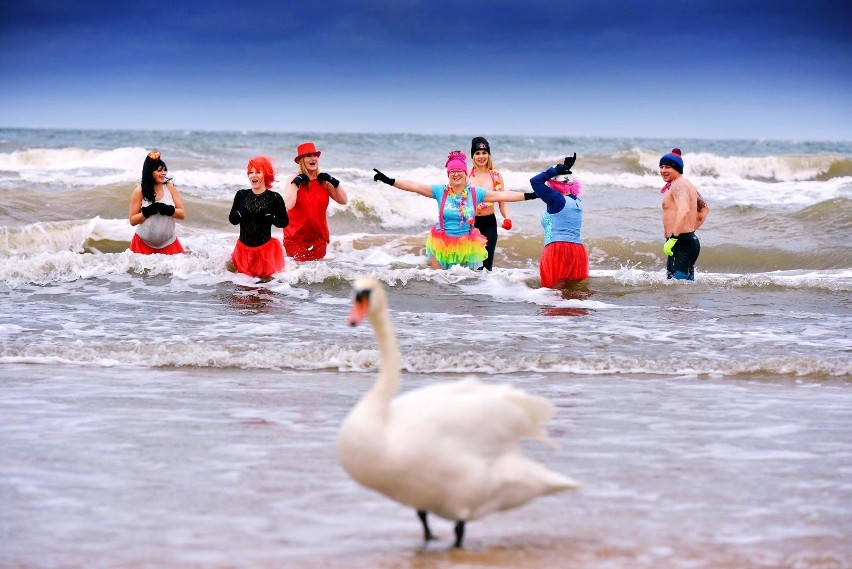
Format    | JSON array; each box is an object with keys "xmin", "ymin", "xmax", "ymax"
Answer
[{"xmin": 337, "ymin": 277, "xmax": 581, "ymax": 548}]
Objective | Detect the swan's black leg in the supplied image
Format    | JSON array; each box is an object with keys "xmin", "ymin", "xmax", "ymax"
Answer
[
  {"xmin": 453, "ymin": 520, "xmax": 466, "ymax": 548},
  {"xmin": 417, "ymin": 510, "xmax": 435, "ymax": 541}
]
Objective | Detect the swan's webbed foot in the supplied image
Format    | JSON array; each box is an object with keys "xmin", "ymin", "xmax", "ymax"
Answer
[
  {"xmin": 417, "ymin": 510, "xmax": 435, "ymax": 541},
  {"xmin": 453, "ymin": 520, "xmax": 465, "ymax": 548}
]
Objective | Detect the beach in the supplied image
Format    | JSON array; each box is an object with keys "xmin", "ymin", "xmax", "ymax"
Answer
[{"xmin": 1, "ymin": 128, "xmax": 851, "ymax": 568}]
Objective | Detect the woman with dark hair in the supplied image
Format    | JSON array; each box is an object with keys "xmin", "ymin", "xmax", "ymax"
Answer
[
  {"xmin": 128, "ymin": 150, "xmax": 186, "ymax": 255},
  {"xmin": 229, "ymin": 155, "xmax": 288, "ymax": 278}
]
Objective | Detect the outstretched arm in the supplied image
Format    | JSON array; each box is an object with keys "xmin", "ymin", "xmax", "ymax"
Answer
[
  {"xmin": 373, "ymin": 168, "xmax": 432, "ymax": 197},
  {"xmin": 530, "ymin": 167, "xmax": 566, "ymax": 214},
  {"xmin": 483, "ymin": 189, "xmax": 531, "ymax": 203},
  {"xmin": 394, "ymin": 179, "xmax": 433, "ymax": 197}
]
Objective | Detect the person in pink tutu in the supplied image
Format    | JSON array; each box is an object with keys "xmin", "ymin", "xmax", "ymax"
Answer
[
  {"xmin": 228, "ymin": 156, "xmax": 288, "ymax": 278},
  {"xmin": 128, "ymin": 150, "xmax": 186, "ymax": 255}
]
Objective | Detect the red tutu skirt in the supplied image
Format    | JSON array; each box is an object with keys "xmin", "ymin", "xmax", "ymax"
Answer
[
  {"xmin": 284, "ymin": 237, "xmax": 327, "ymax": 261},
  {"xmin": 540, "ymin": 242, "xmax": 589, "ymax": 287},
  {"xmin": 231, "ymin": 238, "xmax": 285, "ymax": 278},
  {"xmin": 129, "ymin": 234, "xmax": 185, "ymax": 255}
]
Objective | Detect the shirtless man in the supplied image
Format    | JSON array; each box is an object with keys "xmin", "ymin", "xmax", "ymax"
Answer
[{"xmin": 660, "ymin": 148, "xmax": 710, "ymax": 280}]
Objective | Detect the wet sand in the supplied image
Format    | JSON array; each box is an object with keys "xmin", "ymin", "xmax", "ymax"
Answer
[{"xmin": 1, "ymin": 364, "xmax": 850, "ymax": 568}]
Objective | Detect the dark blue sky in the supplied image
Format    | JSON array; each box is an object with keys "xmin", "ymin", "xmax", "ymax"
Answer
[{"xmin": 2, "ymin": 0, "xmax": 850, "ymax": 140}]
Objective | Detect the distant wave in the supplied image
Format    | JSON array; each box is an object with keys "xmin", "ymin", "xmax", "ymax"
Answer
[
  {"xmin": 2, "ymin": 144, "xmax": 849, "ymax": 186},
  {"xmin": 2, "ymin": 345, "xmax": 848, "ymax": 377},
  {"xmin": 625, "ymin": 147, "xmax": 851, "ymax": 182}
]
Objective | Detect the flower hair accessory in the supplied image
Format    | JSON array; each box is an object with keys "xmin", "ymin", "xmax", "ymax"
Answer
[{"xmin": 147, "ymin": 150, "xmax": 161, "ymax": 160}]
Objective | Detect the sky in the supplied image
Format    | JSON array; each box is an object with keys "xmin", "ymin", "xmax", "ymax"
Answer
[{"xmin": 1, "ymin": 0, "xmax": 850, "ymax": 141}]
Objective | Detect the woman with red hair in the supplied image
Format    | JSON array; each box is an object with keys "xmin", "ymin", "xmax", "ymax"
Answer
[
  {"xmin": 128, "ymin": 150, "xmax": 186, "ymax": 255},
  {"xmin": 228, "ymin": 156, "xmax": 288, "ymax": 278},
  {"xmin": 529, "ymin": 153, "xmax": 589, "ymax": 287}
]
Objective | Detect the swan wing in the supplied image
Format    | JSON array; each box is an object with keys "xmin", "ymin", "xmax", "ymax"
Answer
[{"xmin": 389, "ymin": 378, "xmax": 559, "ymax": 454}]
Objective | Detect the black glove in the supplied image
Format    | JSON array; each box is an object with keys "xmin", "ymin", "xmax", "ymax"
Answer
[
  {"xmin": 141, "ymin": 203, "xmax": 158, "ymax": 218},
  {"xmin": 524, "ymin": 192, "xmax": 539, "ymax": 200},
  {"xmin": 292, "ymin": 174, "xmax": 310, "ymax": 187},
  {"xmin": 317, "ymin": 172, "xmax": 341, "ymax": 188},
  {"xmin": 555, "ymin": 152, "xmax": 577, "ymax": 175},
  {"xmin": 238, "ymin": 207, "xmax": 255, "ymax": 221},
  {"xmin": 263, "ymin": 211, "xmax": 288, "ymax": 228},
  {"xmin": 156, "ymin": 202, "xmax": 175, "ymax": 216},
  {"xmin": 372, "ymin": 169, "xmax": 395, "ymax": 186}
]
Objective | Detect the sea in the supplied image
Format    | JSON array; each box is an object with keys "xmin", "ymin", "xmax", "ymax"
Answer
[{"xmin": 1, "ymin": 128, "xmax": 850, "ymax": 568}]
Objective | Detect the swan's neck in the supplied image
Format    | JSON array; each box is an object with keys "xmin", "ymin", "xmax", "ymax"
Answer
[{"xmin": 367, "ymin": 303, "xmax": 401, "ymax": 408}]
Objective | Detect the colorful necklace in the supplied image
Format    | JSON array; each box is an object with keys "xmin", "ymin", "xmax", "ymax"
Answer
[{"xmin": 448, "ymin": 184, "xmax": 474, "ymax": 227}]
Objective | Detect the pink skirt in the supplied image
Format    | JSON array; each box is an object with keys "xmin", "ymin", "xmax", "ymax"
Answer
[
  {"xmin": 231, "ymin": 238, "xmax": 285, "ymax": 278},
  {"xmin": 540, "ymin": 242, "xmax": 589, "ymax": 287},
  {"xmin": 129, "ymin": 234, "xmax": 185, "ymax": 255}
]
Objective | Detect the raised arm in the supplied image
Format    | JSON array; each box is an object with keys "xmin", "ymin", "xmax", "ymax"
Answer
[
  {"xmin": 317, "ymin": 172, "xmax": 348, "ymax": 205},
  {"xmin": 530, "ymin": 167, "xmax": 567, "ymax": 214},
  {"xmin": 372, "ymin": 169, "xmax": 433, "ymax": 197},
  {"xmin": 284, "ymin": 173, "xmax": 306, "ymax": 210}
]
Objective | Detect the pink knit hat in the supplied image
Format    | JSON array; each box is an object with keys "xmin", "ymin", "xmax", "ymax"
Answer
[{"xmin": 445, "ymin": 150, "xmax": 468, "ymax": 173}]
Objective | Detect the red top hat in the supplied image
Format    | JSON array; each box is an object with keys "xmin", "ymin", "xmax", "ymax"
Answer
[{"xmin": 294, "ymin": 142, "xmax": 321, "ymax": 163}]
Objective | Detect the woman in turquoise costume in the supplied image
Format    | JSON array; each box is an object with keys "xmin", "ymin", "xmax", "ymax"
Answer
[{"xmin": 372, "ymin": 151, "xmax": 537, "ymax": 270}]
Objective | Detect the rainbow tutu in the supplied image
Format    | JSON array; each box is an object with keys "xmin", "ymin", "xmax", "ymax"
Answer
[{"xmin": 425, "ymin": 227, "xmax": 487, "ymax": 269}]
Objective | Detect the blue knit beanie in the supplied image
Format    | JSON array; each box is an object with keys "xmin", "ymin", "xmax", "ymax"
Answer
[{"xmin": 659, "ymin": 148, "xmax": 684, "ymax": 174}]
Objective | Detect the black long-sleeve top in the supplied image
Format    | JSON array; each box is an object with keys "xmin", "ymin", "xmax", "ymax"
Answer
[{"xmin": 228, "ymin": 189, "xmax": 289, "ymax": 247}]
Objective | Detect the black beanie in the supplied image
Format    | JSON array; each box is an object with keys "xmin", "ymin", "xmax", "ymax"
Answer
[{"xmin": 471, "ymin": 136, "xmax": 491, "ymax": 155}]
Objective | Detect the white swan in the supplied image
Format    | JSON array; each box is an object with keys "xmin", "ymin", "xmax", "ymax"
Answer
[{"xmin": 337, "ymin": 277, "xmax": 581, "ymax": 548}]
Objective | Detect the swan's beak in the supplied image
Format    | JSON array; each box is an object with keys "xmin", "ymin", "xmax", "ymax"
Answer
[{"xmin": 348, "ymin": 290, "xmax": 371, "ymax": 326}]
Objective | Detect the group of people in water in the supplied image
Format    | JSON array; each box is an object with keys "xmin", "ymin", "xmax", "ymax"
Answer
[{"xmin": 129, "ymin": 138, "xmax": 709, "ymax": 286}]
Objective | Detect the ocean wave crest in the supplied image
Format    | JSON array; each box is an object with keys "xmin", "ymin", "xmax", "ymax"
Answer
[{"xmin": 3, "ymin": 346, "xmax": 849, "ymax": 378}]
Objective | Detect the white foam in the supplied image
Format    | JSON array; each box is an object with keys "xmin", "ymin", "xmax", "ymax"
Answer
[
  {"xmin": 634, "ymin": 147, "xmax": 844, "ymax": 181},
  {"xmin": 0, "ymin": 146, "xmax": 145, "ymax": 171}
]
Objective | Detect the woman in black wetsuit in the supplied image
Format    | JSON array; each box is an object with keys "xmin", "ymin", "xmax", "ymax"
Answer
[{"xmin": 229, "ymin": 155, "xmax": 288, "ymax": 278}]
